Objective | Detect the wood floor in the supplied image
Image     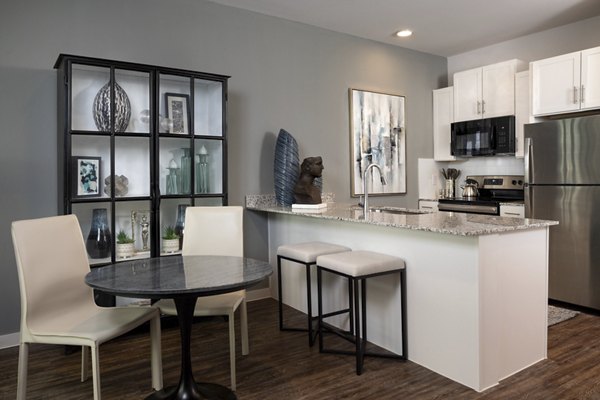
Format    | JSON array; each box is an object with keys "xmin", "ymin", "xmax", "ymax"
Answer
[{"xmin": 1, "ymin": 298, "xmax": 600, "ymax": 399}]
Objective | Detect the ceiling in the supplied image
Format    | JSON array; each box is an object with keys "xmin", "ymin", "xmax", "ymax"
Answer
[{"xmin": 207, "ymin": 0, "xmax": 600, "ymax": 57}]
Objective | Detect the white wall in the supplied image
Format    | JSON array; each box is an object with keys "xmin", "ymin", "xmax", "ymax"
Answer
[
  {"xmin": 448, "ymin": 15, "xmax": 600, "ymax": 81},
  {"xmin": 0, "ymin": 0, "xmax": 446, "ymax": 337}
]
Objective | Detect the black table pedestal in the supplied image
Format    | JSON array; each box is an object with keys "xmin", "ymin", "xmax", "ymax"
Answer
[{"xmin": 146, "ymin": 297, "xmax": 237, "ymax": 400}]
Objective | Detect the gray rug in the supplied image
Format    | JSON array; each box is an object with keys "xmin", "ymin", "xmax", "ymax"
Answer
[{"xmin": 548, "ymin": 305, "xmax": 579, "ymax": 326}]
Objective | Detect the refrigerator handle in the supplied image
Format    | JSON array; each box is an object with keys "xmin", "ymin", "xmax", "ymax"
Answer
[
  {"xmin": 524, "ymin": 137, "xmax": 533, "ymax": 184},
  {"xmin": 524, "ymin": 184, "xmax": 533, "ymax": 218}
]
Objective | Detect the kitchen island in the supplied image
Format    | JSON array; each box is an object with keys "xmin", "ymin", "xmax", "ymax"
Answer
[{"xmin": 247, "ymin": 195, "xmax": 558, "ymax": 392}]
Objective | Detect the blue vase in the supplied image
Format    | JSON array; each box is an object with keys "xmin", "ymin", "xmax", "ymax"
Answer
[
  {"xmin": 86, "ymin": 208, "xmax": 112, "ymax": 259},
  {"xmin": 274, "ymin": 129, "xmax": 299, "ymax": 206}
]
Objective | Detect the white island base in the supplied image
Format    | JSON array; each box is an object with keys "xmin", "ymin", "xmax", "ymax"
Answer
[{"xmin": 267, "ymin": 212, "xmax": 549, "ymax": 392}]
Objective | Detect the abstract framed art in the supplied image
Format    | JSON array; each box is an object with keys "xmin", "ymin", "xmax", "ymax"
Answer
[
  {"xmin": 349, "ymin": 88, "xmax": 406, "ymax": 196},
  {"xmin": 72, "ymin": 156, "xmax": 101, "ymax": 198},
  {"xmin": 165, "ymin": 92, "xmax": 190, "ymax": 134}
]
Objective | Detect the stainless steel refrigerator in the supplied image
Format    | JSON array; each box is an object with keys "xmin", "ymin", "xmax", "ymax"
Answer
[{"xmin": 525, "ymin": 115, "xmax": 600, "ymax": 310}]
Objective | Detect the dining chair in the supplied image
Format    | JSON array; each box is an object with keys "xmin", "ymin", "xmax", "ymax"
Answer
[
  {"xmin": 155, "ymin": 206, "xmax": 248, "ymax": 390},
  {"xmin": 11, "ymin": 214, "xmax": 162, "ymax": 400}
]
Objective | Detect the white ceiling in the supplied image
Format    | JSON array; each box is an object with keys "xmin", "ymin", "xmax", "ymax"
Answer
[{"xmin": 207, "ymin": 0, "xmax": 600, "ymax": 57}]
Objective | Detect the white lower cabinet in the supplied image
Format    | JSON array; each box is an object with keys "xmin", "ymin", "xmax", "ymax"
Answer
[
  {"xmin": 500, "ymin": 204, "xmax": 524, "ymax": 218},
  {"xmin": 419, "ymin": 199, "xmax": 439, "ymax": 212}
]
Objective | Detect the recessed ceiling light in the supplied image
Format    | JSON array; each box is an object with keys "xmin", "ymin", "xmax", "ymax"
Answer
[{"xmin": 396, "ymin": 30, "xmax": 413, "ymax": 38}]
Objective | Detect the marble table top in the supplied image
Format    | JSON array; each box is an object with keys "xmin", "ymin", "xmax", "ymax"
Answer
[{"xmin": 85, "ymin": 255, "xmax": 273, "ymax": 299}]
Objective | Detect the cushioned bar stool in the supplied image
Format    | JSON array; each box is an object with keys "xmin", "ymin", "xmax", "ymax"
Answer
[
  {"xmin": 316, "ymin": 250, "xmax": 407, "ymax": 375},
  {"xmin": 277, "ymin": 241, "xmax": 351, "ymax": 346}
]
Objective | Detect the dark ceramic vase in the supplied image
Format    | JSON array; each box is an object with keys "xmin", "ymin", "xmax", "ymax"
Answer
[
  {"xmin": 274, "ymin": 129, "xmax": 299, "ymax": 206},
  {"xmin": 86, "ymin": 208, "xmax": 112, "ymax": 259},
  {"xmin": 174, "ymin": 204, "xmax": 188, "ymax": 249}
]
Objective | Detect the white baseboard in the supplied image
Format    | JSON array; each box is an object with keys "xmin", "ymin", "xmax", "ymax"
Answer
[
  {"xmin": 246, "ymin": 287, "xmax": 272, "ymax": 302},
  {"xmin": 0, "ymin": 332, "xmax": 20, "ymax": 349}
]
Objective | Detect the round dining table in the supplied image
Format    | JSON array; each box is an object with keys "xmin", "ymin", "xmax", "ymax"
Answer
[{"xmin": 85, "ymin": 255, "xmax": 273, "ymax": 400}]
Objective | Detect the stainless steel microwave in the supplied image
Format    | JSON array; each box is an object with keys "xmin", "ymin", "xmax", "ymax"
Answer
[{"xmin": 451, "ymin": 115, "xmax": 515, "ymax": 157}]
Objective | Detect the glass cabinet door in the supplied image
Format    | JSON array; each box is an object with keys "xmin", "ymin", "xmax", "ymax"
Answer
[
  {"xmin": 194, "ymin": 78, "xmax": 223, "ymax": 136},
  {"xmin": 57, "ymin": 54, "xmax": 229, "ymax": 267},
  {"xmin": 70, "ymin": 64, "xmax": 111, "ymax": 132},
  {"xmin": 159, "ymin": 74, "xmax": 191, "ymax": 135}
]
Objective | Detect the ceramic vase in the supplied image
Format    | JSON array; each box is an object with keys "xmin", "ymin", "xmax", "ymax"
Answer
[
  {"xmin": 92, "ymin": 82, "xmax": 131, "ymax": 132},
  {"xmin": 174, "ymin": 204, "xmax": 188, "ymax": 249},
  {"xmin": 86, "ymin": 208, "xmax": 112, "ymax": 259},
  {"xmin": 274, "ymin": 129, "xmax": 299, "ymax": 206}
]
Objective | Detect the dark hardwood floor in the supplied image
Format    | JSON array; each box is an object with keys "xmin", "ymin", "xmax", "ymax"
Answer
[{"xmin": 1, "ymin": 298, "xmax": 600, "ymax": 399}]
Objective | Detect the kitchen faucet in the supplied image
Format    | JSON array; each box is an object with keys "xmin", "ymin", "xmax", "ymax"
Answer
[{"xmin": 362, "ymin": 163, "xmax": 387, "ymax": 214}]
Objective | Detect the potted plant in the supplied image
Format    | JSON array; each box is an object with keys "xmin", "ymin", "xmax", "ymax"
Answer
[
  {"xmin": 116, "ymin": 230, "xmax": 135, "ymax": 259},
  {"xmin": 162, "ymin": 225, "xmax": 180, "ymax": 254}
]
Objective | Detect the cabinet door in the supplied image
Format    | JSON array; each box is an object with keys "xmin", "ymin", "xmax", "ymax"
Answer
[
  {"xmin": 500, "ymin": 204, "xmax": 524, "ymax": 218},
  {"xmin": 514, "ymin": 71, "xmax": 530, "ymax": 158},
  {"xmin": 531, "ymin": 52, "xmax": 581, "ymax": 116},
  {"xmin": 453, "ymin": 67, "xmax": 482, "ymax": 122},
  {"xmin": 433, "ymin": 87, "xmax": 455, "ymax": 161},
  {"xmin": 581, "ymin": 46, "xmax": 600, "ymax": 111},
  {"xmin": 481, "ymin": 60, "xmax": 516, "ymax": 118},
  {"xmin": 418, "ymin": 200, "xmax": 438, "ymax": 212}
]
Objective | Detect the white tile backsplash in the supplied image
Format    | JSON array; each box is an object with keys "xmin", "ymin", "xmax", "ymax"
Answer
[{"xmin": 418, "ymin": 157, "xmax": 525, "ymax": 199}]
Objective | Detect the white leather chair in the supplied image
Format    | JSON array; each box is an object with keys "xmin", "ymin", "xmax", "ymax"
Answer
[
  {"xmin": 11, "ymin": 214, "xmax": 163, "ymax": 400},
  {"xmin": 155, "ymin": 206, "xmax": 248, "ymax": 390}
]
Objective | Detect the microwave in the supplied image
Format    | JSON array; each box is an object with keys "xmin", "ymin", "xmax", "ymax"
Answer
[{"xmin": 451, "ymin": 115, "xmax": 515, "ymax": 157}]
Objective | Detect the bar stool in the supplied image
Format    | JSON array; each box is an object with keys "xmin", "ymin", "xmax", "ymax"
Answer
[
  {"xmin": 316, "ymin": 250, "xmax": 407, "ymax": 374},
  {"xmin": 277, "ymin": 241, "xmax": 351, "ymax": 346}
]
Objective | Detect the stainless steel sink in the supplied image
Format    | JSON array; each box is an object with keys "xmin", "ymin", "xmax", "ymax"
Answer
[{"xmin": 368, "ymin": 207, "xmax": 427, "ymax": 215}]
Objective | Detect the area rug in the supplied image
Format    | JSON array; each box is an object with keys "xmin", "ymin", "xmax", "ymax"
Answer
[{"xmin": 548, "ymin": 305, "xmax": 580, "ymax": 326}]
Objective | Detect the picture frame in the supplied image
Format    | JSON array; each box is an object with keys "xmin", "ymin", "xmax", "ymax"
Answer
[
  {"xmin": 165, "ymin": 92, "xmax": 190, "ymax": 134},
  {"xmin": 72, "ymin": 156, "xmax": 102, "ymax": 198},
  {"xmin": 349, "ymin": 88, "xmax": 406, "ymax": 196}
]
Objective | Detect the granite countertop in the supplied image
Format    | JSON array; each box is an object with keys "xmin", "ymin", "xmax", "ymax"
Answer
[{"xmin": 246, "ymin": 195, "xmax": 557, "ymax": 237}]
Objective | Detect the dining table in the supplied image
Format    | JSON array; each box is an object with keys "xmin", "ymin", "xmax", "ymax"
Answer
[{"xmin": 85, "ymin": 255, "xmax": 273, "ymax": 400}]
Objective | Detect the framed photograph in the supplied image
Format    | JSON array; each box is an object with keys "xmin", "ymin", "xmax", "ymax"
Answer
[
  {"xmin": 72, "ymin": 156, "xmax": 101, "ymax": 198},
  {"xmin": 165, "ymin": 93, "xmax": 190, "ymax": 134},
  {"xmin": 349, "ymin": 88, "xmax": 406, "ymax": 196}
]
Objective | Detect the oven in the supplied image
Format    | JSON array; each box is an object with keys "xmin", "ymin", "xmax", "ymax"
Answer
[{"xmin": 437, "ymin": 175, "xmax": 524, "ymax": 215}]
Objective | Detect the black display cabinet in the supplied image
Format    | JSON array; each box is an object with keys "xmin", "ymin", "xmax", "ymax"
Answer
[{"xmin": 55, "ymin": 54, "xmax": 229, "ymax": 304}]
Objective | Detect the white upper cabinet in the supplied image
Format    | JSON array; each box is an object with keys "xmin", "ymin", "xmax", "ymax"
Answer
[
  {"xmin": 581, "ymin": 46, "xmax": 600, "ymax": 110},
  {"xmin": 433, "ymin": 87, "xmax": 455, "ymax": 161},
  {"xmin": 531, "ymin": 46, "xmax": 600, "ymax": 116},
  {"xmin": 453, "ymin": 59, "xmax": 521, "ymax": 122},
  {"xmin": 514, "ymin": 71, "xmax": 530, "ymax": 158}
]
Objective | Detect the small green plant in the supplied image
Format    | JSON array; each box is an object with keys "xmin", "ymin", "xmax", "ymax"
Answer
[
  {"xmin": 162, "ymin": 226, "xmax": 179, "ymax": 240},
  {"xmin": 116, "ymin": 230, "xmax": 134, "ymax": 244}
]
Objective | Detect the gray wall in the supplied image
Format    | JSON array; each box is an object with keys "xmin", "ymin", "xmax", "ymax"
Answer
[
  {"xmin": 0, "ymin": 0, "xmax": 446, "ymax": 336},
  {"xmin": 448, "ymin": 15, "xmax": 600, "ymax": 81}
]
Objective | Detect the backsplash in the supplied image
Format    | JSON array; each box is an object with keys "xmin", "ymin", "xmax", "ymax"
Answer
[{"xmin": 418, "ymin": 157, "xmax": 525, "ymax": 199}]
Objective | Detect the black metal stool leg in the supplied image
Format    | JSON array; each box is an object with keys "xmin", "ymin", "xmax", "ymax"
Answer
[
  {"xmin": 277, "ymin": 255, "xmax": 284, "ymax": 331},
  {"xmin": 306, "ymin": 263, "xmax": 315, "ymax": 346},
  {"xmin": 354, "ymin": 277, "xmax": 362, "ymax": 375},
  {"xmin": 359, "ymin": 278, "xmax": 367, "ymax": 374},
  {"xmin": 317, "ymin": 266, "xmax": 324, "ymax": 352}
]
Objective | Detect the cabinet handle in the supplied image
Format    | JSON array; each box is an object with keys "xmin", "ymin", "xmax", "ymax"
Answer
[
  {"xmin": 573, "ymin": 86, "xmax": 578, "ymax": 104},
  {"xmin": 582, "ymin": 85, "xmax": 585, "ymax": 103},
  {"xmin": 477, "ymin": 101, "xmax": 481, "ymax": 114},
  {"xmin": 504, "ymin": 212, "xmax": 522, "ymax": 216},
  {"xmin": 482, "ymin": 100, "xmax": 486, "ymax": 114}
]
